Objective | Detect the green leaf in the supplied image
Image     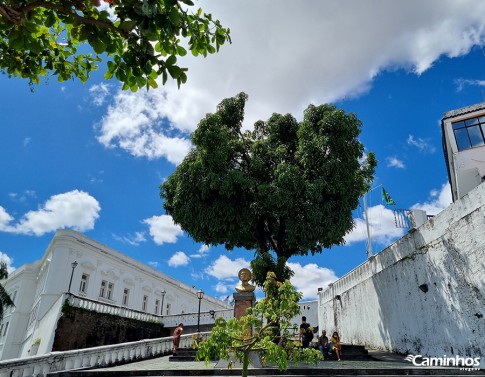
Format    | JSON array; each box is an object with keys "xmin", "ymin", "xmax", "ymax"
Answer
[
  {"xmin": 167, "ymin": 65, "xmax": 180, "ymax": 79},
  {"xmin": 177, "ymin": 45, "xmax": 187, "ymax": 56},
  {"xmin": 169, "ymin": 8, "xmax": 181, "ymax": 26},
  {"xmin": 166, "ymin": 55, "xmax": 177, "ymax": 66},
  {"xmin": 92, "ymin": 39, "xmax": 106, "ymax": 54},
  {"xmin": 118, "ymin": 20, "xmax": 137, "ymax": 32}
]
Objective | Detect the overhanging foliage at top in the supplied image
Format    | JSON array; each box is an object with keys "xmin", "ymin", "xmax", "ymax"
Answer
[{"xmin": 0, "ymin": 0, "xmax": 230, "ymax": 90}]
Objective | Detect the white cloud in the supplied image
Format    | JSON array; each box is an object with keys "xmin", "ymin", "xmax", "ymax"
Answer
[
  {"xmin": 113, "ymin": 231, "xmax": 146, "ymax": 246},
  {"xmin": 407, "ymin": 135, "xmax": 436, "ymax": 154},
  {"xmin": 0, "ymin": 206, "xmax": 14, "ymax": 230},
  {"xmin": 96, "ymin": 89, "xmax": 193, "ymax": 165},
  {"xmin": 94, "ymin": 1, "xmax": 485, "ymax": 165},
  {"xmin": 143, "ymin": 215, "xmax": 183, "ymax": 245},
  {"xmin": 455, "ymin": 78, "xmax": 485, "ymax": 92},
  {"xmin": 89, "ymin": 83, "xmax": 112, "ymax": 106},
  {"xmin": 205, "ymin": 255, "xmax": 250, "ymax": 280},
  {"xmin": 288, "ymin": 262, "xmax": 338, "ymax": 300},
  {"xmin": 190, "ymin": 244, "xmax": 210, "ymax": 258},
  {"xmin": 0, "ymin": 190, "xmax": 100, "ymax": 236},
  {"xmin": 148, "ymin": 261, "xmax": 159, "ymax": 268},
  {"xmin": 386, "ymin": 157, "xmax": 405, "ymax": 169},
  {"xmin": 168, "ymin": 251, "xmax": 190, "ymax": 267},
  {"xmin": 412, "ymin": 182, "xmax": 452, "ymax": 215},
  {"xmin": 0, "ymin": 252, "xmax": 15, "ymax": 274},
  {"xmin": 23, "ymin": 137, "xmax": 31, "ymax": 147},
  {"xmin": 214, "ymin": 281, "xmax": 230, "ymax": 294},
  {"xmin": 345, "ymin": 204, "xmax": 405, "ymax": 246}
]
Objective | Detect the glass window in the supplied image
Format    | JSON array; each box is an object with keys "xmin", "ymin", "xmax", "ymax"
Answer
[
  {"xmin": 452, "ymin": 121, "xmax": 466, "ymax": 130},
  {"xmin": 155, "ymin": 299, "xmax": 160, "ymax": 314},
  {"xmin": 80, "ymin": 273, "xmax": 89, "ymax": 293},
  {"xmin": 166, "ymin": 303, "xmax": 171, "ymax": 316},
  {"xmin": 452, "ymin": 116, "xmax": 485, "ymax": 151},
  {"xmin": 142, "ymin": 295, "xmax": 148, "ymax": 312},
  {"xmin": 465, "ymin": 118, "xmax": 479, "ymax": 126},
  {"xmin": 454, "ymin": 128, "xmax": 471, "ymax": 151},
  {"xmin": 99, "ymin": 280, "xmax": 107, "ymax": 298},
  {"xmin": 123, "ymin": 288, "xmax": 130, "ymax": 306},
  {"xmin": 468, "ymin": 126, "xmax": 485, "ymax": 147},
  {"xmin": 107, "ymin": 283, "xmax": 114, "ymax": 300}
]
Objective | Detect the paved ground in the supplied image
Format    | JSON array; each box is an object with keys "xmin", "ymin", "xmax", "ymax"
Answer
[{"xmin": 88, "ymin": 350, "xmax": 482, "ymax": 373}]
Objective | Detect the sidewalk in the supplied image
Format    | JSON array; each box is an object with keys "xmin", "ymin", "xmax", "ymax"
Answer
[{"xmin": 81, "ymin": 350, "xmax": 483, "ymax": 374}]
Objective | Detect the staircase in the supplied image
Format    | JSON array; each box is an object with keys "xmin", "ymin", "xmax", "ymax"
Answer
[
  {"xmin": 168, "ymin": 348, "xmax": 198, "ymax": 362},
  {"xmin": 337, "ymin": 344, "xmax": 372, "ymax": 360}
]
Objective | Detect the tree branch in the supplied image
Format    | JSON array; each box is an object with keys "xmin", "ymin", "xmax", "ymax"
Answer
[{"xmin": 2, "ymin": 1, "xmax": 129, "ymax": 38}]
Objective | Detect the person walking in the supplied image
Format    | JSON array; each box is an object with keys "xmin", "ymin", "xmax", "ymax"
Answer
[
  {"xmin": 299, "ymin": 316, "xmax": 313, "ymax": 348},
  {"xmin": 172, "ymin": 323, "xmax": 184, "ymax": 355}
]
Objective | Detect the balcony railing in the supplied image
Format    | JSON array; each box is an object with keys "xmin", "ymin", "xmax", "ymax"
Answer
[
  {"xmin": 0, "ymin": 333, "xmax": 207, "ymax": 377},
  {"xmin": 67, "ymin": 293, "xmax": 233, "ymax": 327}
]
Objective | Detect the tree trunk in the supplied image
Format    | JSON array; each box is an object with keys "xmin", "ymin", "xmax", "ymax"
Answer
[{"xmin": 242, "ymin": 350, "xmax": 250, "ymax": 377}]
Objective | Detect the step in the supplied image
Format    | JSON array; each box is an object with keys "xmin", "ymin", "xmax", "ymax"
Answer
[{"xmin": 169, "ymin": 348, "xmax": 198, "ymax": 362}]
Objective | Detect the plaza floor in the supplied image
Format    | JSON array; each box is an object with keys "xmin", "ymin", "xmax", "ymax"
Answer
[{"xmin": 72, "ymin": 350, "xmax": 483, "ymax": 376}]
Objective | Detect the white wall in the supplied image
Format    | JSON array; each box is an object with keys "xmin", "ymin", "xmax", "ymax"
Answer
[{"xmin": 318, "ymin": 182, "xmax": 485, "ymax": 358}]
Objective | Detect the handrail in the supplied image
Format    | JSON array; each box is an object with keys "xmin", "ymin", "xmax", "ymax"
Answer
[
  {"xmin": 0, "ymin": 332, "xmax": 209, "ymax": 377},
  {"xmin": 67, "ymin": 293, "xmax": 233, "ymax": 327}
]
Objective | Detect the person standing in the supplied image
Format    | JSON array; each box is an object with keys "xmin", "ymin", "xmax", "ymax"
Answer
[
  {"xmin": 172, "ymin": 323, "xmax": 184, "ymax": 354},
  {"xmin": 299, "ymin": 316, "xmax": 313, "ymax": 348}
]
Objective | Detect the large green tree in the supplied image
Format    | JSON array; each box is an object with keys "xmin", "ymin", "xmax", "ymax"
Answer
[
  {"xmin": 0, "ymin": 261, "xmax": 14, "ymax": 320},
  {"xmin": 0, "ymin": 0, "xmax": 230, "ymax": 90},
  {"xmin": 161, "ymin": 93, "xmax": 376, "ymax": 284}
]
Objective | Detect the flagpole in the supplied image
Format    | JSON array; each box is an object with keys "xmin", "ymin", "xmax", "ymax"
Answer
[
  {"xmin": 363, "ymin": 192, "xmax": 373, "ymax": 257},
  {"xmin": 363, "ymin": 184, "xmax": 382, "ymax": 258}
]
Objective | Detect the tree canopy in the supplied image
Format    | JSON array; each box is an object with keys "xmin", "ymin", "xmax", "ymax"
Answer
[
  {"xmin": 0, "ymin": 0, "xmax": 230, "ymax": 90},
  {"xmin": 161, "ymin": 93, "xmax": 376, "ymax": 284},
  {"xmin": 196, "ymin": 272, "xmax": 321, "ymax": 377}
]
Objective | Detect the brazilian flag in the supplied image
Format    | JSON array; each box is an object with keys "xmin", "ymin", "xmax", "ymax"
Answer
[{"xmin": 382, "ymin": 187, "xmax": 396, "ymax": 205}]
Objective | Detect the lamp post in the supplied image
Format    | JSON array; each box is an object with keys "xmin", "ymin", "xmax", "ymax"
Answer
[
  {"xmin": 160, "ymin": 289, "xmax": 166, "ymax": 317},
  {"xmin": 68, "ymin": 260, "xmax": 78, "ymax": 293},
  {"xmin": 196, "ymin": 289, "xmax": 204, "ymax": 332}
]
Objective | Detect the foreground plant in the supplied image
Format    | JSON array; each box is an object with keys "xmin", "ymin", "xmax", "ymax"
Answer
[{"xmin": 196, "ymin": 272, "xmax": 321, "ymax": 377}]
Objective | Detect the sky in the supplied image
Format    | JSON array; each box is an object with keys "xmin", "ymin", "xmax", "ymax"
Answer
[{"xmin": 2, "ymin": 0, "xmax": 485, "ymax": 302}]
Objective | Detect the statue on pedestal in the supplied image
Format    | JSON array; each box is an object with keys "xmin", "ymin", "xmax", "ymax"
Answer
[{"xmin": 235, "ymin": 268, "xmax": 256, "ymax": 293}]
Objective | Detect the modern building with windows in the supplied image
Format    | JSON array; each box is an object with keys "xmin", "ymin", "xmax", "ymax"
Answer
[
  {"xmin": 0, "ymin": 229, "xmax": 230, "ymax": 360},
  {"xmin": 442, "ymin": 102, "xmax": 485, "ymax": 201}
]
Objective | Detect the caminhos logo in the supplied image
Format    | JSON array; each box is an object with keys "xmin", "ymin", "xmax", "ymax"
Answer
[{"xmin": 405, "ymin": 354, "xmax": 481, "ymax": 371}]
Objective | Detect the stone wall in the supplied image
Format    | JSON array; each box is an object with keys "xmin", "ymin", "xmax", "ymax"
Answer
[
  {"xmin": 52, "ymin": 302, "xmax": 170, "ymax": 351},
  {"xmin": 318, "ymin": 182, "xmax": 485, "ymax": 358}
]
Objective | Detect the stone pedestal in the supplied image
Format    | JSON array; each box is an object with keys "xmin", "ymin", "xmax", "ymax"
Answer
[{"xmin": 233, "ymin": 292, "xmax": 255, "ymax": 319}]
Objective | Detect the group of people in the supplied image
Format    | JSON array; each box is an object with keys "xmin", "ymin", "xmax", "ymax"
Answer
[
  {"xmin": 174, "ymin": 317, "xmax": 342, "ymax": 361},
  {"xmin": 317, "ymin": 329, "xmax": 342, "ymax": 361},
  {"xmin": 299, "ymin": 316, "xmax": 342, "ymax": 361}
]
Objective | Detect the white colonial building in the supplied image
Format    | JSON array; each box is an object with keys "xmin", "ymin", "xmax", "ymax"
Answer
[{"xmin": 0, "ymin": 229, "xmax": 231, "ymax": 361}]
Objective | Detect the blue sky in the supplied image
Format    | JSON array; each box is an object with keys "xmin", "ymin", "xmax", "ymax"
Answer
[{"xmin": 2, "ymin": 1, "xmax": 485, "ymax": 301}]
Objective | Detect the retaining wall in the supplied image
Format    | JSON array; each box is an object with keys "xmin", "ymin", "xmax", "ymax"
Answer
[{"xmin": 318, "ymin": 182, "xmax": 485, "ymax": 359}]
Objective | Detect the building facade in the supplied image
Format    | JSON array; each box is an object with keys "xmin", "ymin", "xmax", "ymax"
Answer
[
  {"xmin": 0, "ymin": 229, "xmax": 230, "ymax": 360},
  {"xmin": 442, "ymin": 102, "xmax": 485, "ymax": 201}
]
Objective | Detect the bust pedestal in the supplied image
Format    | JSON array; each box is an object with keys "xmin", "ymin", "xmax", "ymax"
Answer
[{"xmin": 233, "ymin": 292, "xmax": 256, "ymax": 319}]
